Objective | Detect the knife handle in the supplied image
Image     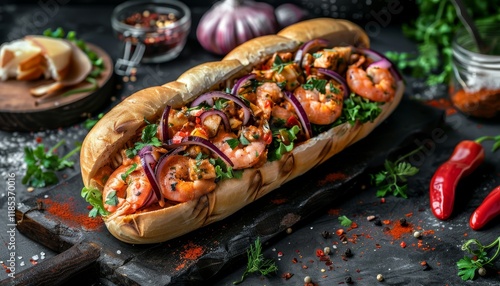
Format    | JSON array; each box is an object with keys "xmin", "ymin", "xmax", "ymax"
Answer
[{"xmin": 0, "ymin": 241, "xmax": 101, "ymax": 286}]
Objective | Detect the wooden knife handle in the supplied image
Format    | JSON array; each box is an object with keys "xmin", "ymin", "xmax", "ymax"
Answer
[{"xmin": 0, "ymin": 241, "xmax": 101, "ymax": 286}]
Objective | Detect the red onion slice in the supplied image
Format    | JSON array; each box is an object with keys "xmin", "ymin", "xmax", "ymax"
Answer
[
  {"xmin": 190, "ymin": 92, "xmax": 215, "ymax": 107},
  {"xmin": 159, "ymin": 105, "xmax": 171, "ymax": 142},
  {"xmin": 164, "ymin": 136, "xmax": 234, "ymax": 167},
  {"xmin": 368, "ymin": 58, "xmax": 392, "ymax": 69},
  {"xmin": 190, "ymin": 91, "xmax": 252, "ymax": 125},
  {"xmin": 294, "ymin": 38, "xmax": 330, "ymax": 65},
  {"xmin": 283, "ymin": 91, "xmax": 312, "ymax": 139},
  {"xmin": 200, "ymin": 109, "xmax": 231, "ymax": 131},
  {"xmin": 317, "ymin": 68, "xmax": 350, "ymax": 99},
  {"xmin": 353, "ymin": 47, "xmax": 402, "ymax": 82},
  {"xmin": 231, "ymin": 73, "xmax": 256, "ymax": 96},
  {"xmin": 138, "ymin": 146, "xmax": 162, "ymax": 205}
]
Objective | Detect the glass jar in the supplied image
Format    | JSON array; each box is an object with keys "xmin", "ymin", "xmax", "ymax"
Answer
[
  {"xmin": 449, "ymin": 23, "xmax": 500, "ymax": 118},
  {"xmin": 111, "ymin": 0, "xmax": 191, "ymax": 65}
]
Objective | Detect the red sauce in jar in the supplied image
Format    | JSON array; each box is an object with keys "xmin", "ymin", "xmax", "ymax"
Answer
[{"xmin": 450, "ymin": 88, "xmax": 500, "ymax": 118}]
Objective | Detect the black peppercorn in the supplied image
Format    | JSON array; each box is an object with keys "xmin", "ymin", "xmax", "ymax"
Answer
[
  {"xmin": 345, "ymin": 276, "xmax": 353, "ymax": 284},
  {"xmin": 344, "ymin": 248, "xmax": 353, "ymax": 257},
  {"xmin": 321, "ymin": 230, "xmax": 330, "ymax": 239},
  {"xmin": 399, "ymin": 218, "xmax": 408, "ymax": 226},
  {"xmin": 374, "ymin": 219, "xmax": 382, "ymax": 226}
]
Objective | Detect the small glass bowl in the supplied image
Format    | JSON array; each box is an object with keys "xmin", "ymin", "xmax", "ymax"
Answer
[
  {"xmin": 111, "ymin": 0, "xmax": 191, "ymax": 64},
  {"xmin": 449, "ymin": 23, "xmax": 500, "ymax": 118}
]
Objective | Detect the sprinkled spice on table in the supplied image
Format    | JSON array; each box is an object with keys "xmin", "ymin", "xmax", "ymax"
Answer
[
  {"xmin": 175, "ymin": 242, "xmax": 205, "ymax": 271},
  {"xmin": 42, "ymin": 197, "xmax": 103, "ymax": 230}
]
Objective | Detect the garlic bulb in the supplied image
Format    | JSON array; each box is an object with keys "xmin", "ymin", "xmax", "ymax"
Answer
[
  {"xmin": 196, "ymin": 0, "xmax": 278, "ymax": 55},
  {"xmin": 275, "ymin": 3, "xmax": 308, "ymax": 28}
]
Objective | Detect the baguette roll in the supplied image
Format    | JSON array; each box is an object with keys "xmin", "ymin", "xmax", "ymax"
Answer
[{"xmin": 81, "ymin": 18, "xmax": 404, "ymax": 244}]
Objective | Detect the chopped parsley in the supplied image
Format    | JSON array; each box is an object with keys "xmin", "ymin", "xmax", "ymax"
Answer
[
  {"xmin": 105, "ymin": 190, "xmax": 118, "ymax": 206},
  {"xmin": 125, "ymin": 119, "xmax": 162, "ymax": 158},
  {"xmin": 271, "ymin": 55, "xmax": 292, "ymax": 74},
  {"xmin": 302, "ymin": 78, "xmax": 327, "ymax": 94},
  {"xmin": 120, "ymin": 163, "xmax": 137, "ymax": 182},
  {"xmin": 210, "ymin": 157, "xmax": 243, "ymax": 181},
  {"xmin": 268, "ymin": 125, "xmax": 300, "ymax": 161},
  {"xmin": 81, "ymin": 187, "xmax": 109, "ymax": 217},
  {"xmin": 334, "ymin": 93, "xmax": 382, "ymax": 126}
]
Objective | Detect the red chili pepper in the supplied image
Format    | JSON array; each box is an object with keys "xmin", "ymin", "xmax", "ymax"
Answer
[
  {"xmin": 429, "ymin": 140, "xmax": 485, "ymax": 220},
  {"xmin": 469, "ymin": 185, "xmax": 500, "ymax": 230}
]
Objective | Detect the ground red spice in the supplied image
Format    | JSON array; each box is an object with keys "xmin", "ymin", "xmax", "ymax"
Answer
[
  {"xmin": 271, "ymin": 198, "xmax": 287, "ymax": 205},
  {"xmin": 384, "ymin": 220, "xmax": 413, "ymax": 240},
  {"xmin": 318, "ymin": 172, "xmax": 347, "ymax": 186},
  {"xmin": 327, "ymin": 208, "xmax": 341, "ymax": 216},
  {"xmin": 424, "ymin": 98, "xmax": 457, "ymax": 116},
  {"xmin": 175, "ymin": 242, "xmax": 204, "ymax": 271},
  {"xmin": 41, "ymin": 198, "xmax": 103, "ymax": 230}
]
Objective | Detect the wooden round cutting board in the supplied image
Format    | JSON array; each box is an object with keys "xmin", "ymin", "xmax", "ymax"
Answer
[{"xmin": 0, "ymin": 43, "xmax": 114, "ymax": 132}]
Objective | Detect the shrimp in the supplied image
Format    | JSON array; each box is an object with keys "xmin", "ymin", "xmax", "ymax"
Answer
[
  {"xmin": 102, "ymin": 156, "xmax": 155, "ymax": 216},
  {"xmin": 214, "ymin": 126, "xmax": 268, "ymax": 169},
  {"xmin": 294, "ymin": 81, "xmax": 344, "ymax": 125},
  {"xmin": 157, "ymin": 155, "xmax": 216, "ymax": 202},
  {"xmin": 346, "ymin": 56, "xmax": 396, "ymax": 102},
  {"xmin": 271, "ymin": 101, "xmax": 299, "ymax": 128},
  {"xmin": 255, "ymin": 82, "xmax": 283, "ymax": 120}
]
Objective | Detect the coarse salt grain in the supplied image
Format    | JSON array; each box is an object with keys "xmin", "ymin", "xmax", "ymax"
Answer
[{"xmin": 117, "ymin": 250, "xmax": 122, "ymax": 255}]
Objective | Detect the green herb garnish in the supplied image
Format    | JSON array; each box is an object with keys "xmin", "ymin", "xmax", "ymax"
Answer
[
  {"xmin": 336, "ymin": 93, "xmax": 382, "ymax": 126},
  {"xmin": 125, "ymin": 120, "xmax": 162, "ymax": 158},
  {"xmin": 104, "ymin": 190, "xmax": 118, "ymax": 207},
  {"xmin": 385, "ymin": 1, "xmax": 500, "ymax": 85},
  {"xmin": 22, "ymin": 140, "xmax": 81, "ymax": 188},
  {"xmin": 81, "ymin": 186, "xmax": 109, "ymax": 217},
  {"xmin": 233, "ymin": 237, "xmax": 278, "ymax": 285},
  {"xmin": 371, "ymin": 147, "xmax": 422, "ymax": 198},
  {"xmin": 120, "ymin": 163, "xmax": 137, "ymax": 182},
  {"xmin": 338, "ymin": 215, "xmax": 353, "ymax": 227},
  {"xmin": 457, "ymin": 237, "xmax": 500, "ymax": 281},
  {"xmin": 302, "ymin": 78, "xmax": 327, "ymax": 94},
  {"xmin": 210, "ymin": 157, "xmax": 243, "ymax": 181},
  {"xmin": 268, "ymin": 125, "xmax": 300, "ymax": 161},
  {"xmin": 271, "ymin": 55, "xmax": 292, "ymax": 74}
]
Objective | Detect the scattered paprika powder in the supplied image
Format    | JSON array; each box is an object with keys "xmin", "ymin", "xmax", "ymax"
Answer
[
  {"xmin": 384, "ymin": 220, "xmax": 413, "ymax": 240},
  {"xmin": 318, "ymin": 172, "xmax": 347, "ymax": 186},
  {"xmin": 41, "ymin": 197, "xmax": 103, "ymax": 230},
  {"xmin": 175, "ymin": 242, "xmax": 205, "ymax": 271}
]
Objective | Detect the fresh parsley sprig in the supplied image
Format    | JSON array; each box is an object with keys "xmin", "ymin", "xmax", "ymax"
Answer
[
  {"xmin": 125, "ymin": 120, "xmax": 162, "ymax": 158},
  {"xmin": 338, "ymin": 215, "xmax": 353, "ymax": 228},
  {"xmin": 81, "ymin": 187, "xmax": 109, "ymax": 217},
  {"xmin": 457, "ymin": 237, "xmax": 500, "ymax": 281},
  {"xmin": 371, "ymin": 146, "xmax": 422, "ymax": 198},
  {"xmin": 22, "ymin": 140, "xmax": 81, "ymax": 188},
  {"xmin": 233, "ymin": 237, "xmax": 278, "ymax": 285}
]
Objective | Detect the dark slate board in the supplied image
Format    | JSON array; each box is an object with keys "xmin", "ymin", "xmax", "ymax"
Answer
[{"xmin": 6, "ymin": 97, "xmax": 444, "ymax": 286}]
